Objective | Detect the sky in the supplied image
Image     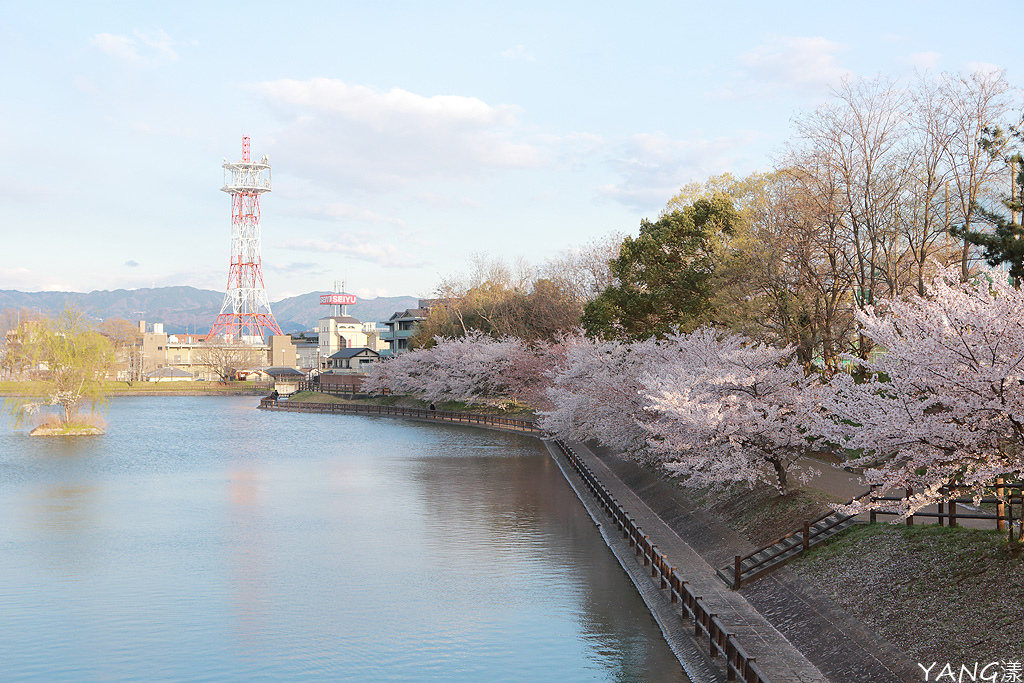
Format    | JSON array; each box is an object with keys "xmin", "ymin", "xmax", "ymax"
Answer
[{"xmin": 1, "ymin": 0, "xmax": 1021, "ymax": 301}]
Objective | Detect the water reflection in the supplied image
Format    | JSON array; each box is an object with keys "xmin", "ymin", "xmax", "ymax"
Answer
[
  {"xmin": 226, "ymin": 468, "xmax": 271, "ymax": 655},
  {"xmin": 0, "ymin": 397, "xmax": 689, "ymax": 682},
  {"xmin": 29, "ymin": 484, "xmax": 98, "ymax": 533},
  {"xmin": 410, "ymin": 440, "xmax": 688, "ymax": 683}
]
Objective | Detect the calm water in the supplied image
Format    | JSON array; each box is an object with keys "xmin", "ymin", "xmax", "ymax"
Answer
[{"xmin": 0, "ymin": 397, "xmax": 688, "ymax": 682}]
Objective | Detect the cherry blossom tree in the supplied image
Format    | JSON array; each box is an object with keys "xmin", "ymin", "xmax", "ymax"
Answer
[
  {"xmin": 362, "ymin": 331, "xmax": 535, "ymax": 406},
  {"xmin": 540, "ymin": 335, "xmax": 672, "ymax": 457},
  {"xmin": 502, "ymin": 336, "xmax": 568, "ymax": 411},
  {"xmin": 640, "ymin": 328, "xmax": 819, "ymax": 495},
  {"xmin": 818, "ymin": 266, "xmax": 1024, "ymax": 516},
  {"xmin": 360, "ymin": 343, "xmax": 436, "ymax": 397}
]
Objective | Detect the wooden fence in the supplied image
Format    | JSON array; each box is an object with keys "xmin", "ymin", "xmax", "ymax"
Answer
[
  {"xmin": 258, "ymin": 396, "xmax": 541, "ymax": 433},
  {"xmin": 553, "ymin": 440, "xmax": 769, "ymax": 683},
  {"xmin": 868, "ymin": 484, "xmax": 1023, "ymax": 532},
  {"xmin": 727, "ymin": 481, "xmax": 1024, "ymax": 590}
]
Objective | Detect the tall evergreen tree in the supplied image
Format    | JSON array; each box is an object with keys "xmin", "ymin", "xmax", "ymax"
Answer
[{"xmin": 952, "ymin": 128, "xmax": 1024, "ymax": 282}]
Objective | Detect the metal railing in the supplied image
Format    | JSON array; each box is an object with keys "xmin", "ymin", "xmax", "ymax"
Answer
[
  {"xmin": 258, "ymin": 396, "xmax": 541, "ymax": 433},
  {"xmin": 553, "ymin": 440, "xmax": 769, "ymax": 683}
]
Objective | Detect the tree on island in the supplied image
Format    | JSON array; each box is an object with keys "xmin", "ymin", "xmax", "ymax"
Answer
[{"xmin": 5, "ymin": 307, "xmax": 114, "ymax": 433}]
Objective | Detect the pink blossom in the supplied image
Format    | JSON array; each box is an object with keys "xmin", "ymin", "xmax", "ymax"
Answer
[
  {"xmin": 817, "ymin": 266, "xmax": 1024, "ymax": 515},
  {"xmin": 641, "ymin": 328, "xmax": 818, "ymax": 495}
]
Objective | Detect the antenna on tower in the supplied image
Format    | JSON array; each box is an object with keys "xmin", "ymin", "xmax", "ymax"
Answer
[{"xmin": 207, "ymin": 136, "xmax": 282, "ymax": 343}]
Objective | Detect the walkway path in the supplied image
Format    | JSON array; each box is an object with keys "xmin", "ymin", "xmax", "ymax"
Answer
[{"xmin": 573, "ymin": 443, "xmax": 922, "ymax": 683}]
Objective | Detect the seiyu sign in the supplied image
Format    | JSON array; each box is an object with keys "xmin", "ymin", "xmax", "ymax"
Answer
[{"xmin": 320, "ymin": 294, "xmax": 357, "ymax": 305}]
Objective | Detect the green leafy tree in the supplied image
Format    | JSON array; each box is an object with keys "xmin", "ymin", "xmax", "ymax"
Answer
[
  {"xmin": 582, "ymin": 194, "xmax": 741, "ymax": 339},
  {"xmin": 6, "ymin": 307, "xmax": 114, "ymax": 426}
]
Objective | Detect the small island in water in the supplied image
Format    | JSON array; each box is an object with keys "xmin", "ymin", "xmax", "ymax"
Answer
[
  {"xmin": 29, "ymin": 421, "xmax": 104, "ymax": 437},
  {"xmin": 6, "ymin": 307, "xmax": 113, "ymax": 438}
]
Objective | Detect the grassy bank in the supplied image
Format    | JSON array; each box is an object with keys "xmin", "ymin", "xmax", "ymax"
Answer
[
  {"xmin": 792, "ymin": 524, "xmax": 1022, "ymax": 664},
  {"xmin": 693, "ymin": 482, "xmax": 845, "ymax": 546},
  {"xmin": 633, "ymin": 459, "xmax": 1022, "ymax": 664}
]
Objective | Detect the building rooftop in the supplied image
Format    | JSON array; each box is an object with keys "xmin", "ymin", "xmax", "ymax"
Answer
[
  {"xmin": 387, "ymin": 309, "xmax": 429, "ymax": 322},
  {"xmin": 266, "ymin": 366, "xmax": 306, "ymax": 379},
  {"xmin": 320, "ymin": 315, "xmax": 362, "ymax": 325},
  {"xmin": 327, "ymin": 347, "xmax": 380, "ymax": 359}
]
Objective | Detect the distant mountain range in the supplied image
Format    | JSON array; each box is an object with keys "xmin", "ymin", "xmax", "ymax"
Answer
[{"xmin": 0, "ymin": 287, "xmax": 421, "ymax": 334}]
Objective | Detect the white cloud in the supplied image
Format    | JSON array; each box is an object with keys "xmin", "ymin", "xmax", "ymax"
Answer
[
  {"xmin": 283, "ymin": 202, "xmax": 407, "ymax": 227},
  {"xmin": 90, "ymin": 33, "xmax": 139, "ymax": 61},
  {"xmin": 0, "ymin": 266, "xmax": 49, "ymax": 291},
  {"xmin": 0, "ymin": 176, "xmax": 53, "ymax": 203},
  {"xmin": 73, "ymin": 76, "xmax": 100, "ymax": 94},
  {"xmin": 415, "ymin": 192, "xmax": 481, "ymax": 209},
  {"xmin": 264, "ymin": 261, "xmax": 327, "ymax": 277},
  {"xmin": 130, "ymin": 122, "xmax": 195, "ymax": 137},
  {"xmin": 502, "ymin": 44, "xmax": 535, "ymax": 62},
  {"xmin": 354, "ymin": 287, "xmax": 391, "ymax": 299},
  {"xmin": 278, "ymin": 235, "xmax": 430, "ymax": 268},
  {"xmin": 252, "ymin": 78, "xmax": 542, "ymax": 191},
  {"xmin": 89, "ymin": 29, "xmax": 178, "ymax": 65},
  {"xmin": 966, "ymin": 61, "xmax": 1004, "ymax": 77},
  {"xmin": 736, "ymin": 35, "xmax": 851, "ymax": 96},
  {"xmin": 595, "ymin": 131, "xmax": 760, "ymax": 212},
  {"xmin": 906, "ymin": 51, "xmax": 942, "ymax": 70}
]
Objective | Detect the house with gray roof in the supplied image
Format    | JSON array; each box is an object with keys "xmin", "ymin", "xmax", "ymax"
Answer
[
  {"xmin": 381, "ymin": 301, "xmax": 433, "ymax": 354},
  {"xmin": 326, "ymin": 347, "xmax": 380, "ymax": 373}
]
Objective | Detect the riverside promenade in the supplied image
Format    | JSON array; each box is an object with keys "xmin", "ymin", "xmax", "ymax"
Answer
[{"xmin": 259, "ymin": 398, "xmax": 921, "ymax": 683}]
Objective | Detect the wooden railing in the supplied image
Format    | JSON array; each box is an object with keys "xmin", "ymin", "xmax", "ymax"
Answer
[
  {"xmin": 553, "ymin": 440, "xmax": 769, "ymax": 683},
  {"xmin": 727, "ymin": 506, "xmax": 859, "ymax": 589},
  {"xmin": 258, "ymin": 396, "xmax": 541, "ymax": 433},
  {"xmin": 292, "ymin": 380, "xmax": 391, "ymax": 398},
  {"xmin": 728, "ymin": 481, "xmax": 1024, "ymax": 589},
  {"xmin": 868, "ymin": 484, "xmax": 1022, "ymax": 532}
]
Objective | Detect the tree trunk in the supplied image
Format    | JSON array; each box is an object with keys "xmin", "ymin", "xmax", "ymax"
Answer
[{"xmin": 771, "ymin": 457, "xmax": 789, "ymax": 496}]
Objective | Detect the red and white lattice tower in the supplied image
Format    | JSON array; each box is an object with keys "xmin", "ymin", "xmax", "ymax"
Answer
[{"xmin": 207, "ymin": 136, "xmax": 283, "ymax": 342}]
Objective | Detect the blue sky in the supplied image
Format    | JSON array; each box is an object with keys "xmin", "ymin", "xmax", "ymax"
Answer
[{"xmin": 1, "ymin": 1, "xmax": 1020, "ymax": 300}]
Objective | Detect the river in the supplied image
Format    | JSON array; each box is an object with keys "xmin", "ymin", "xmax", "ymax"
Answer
[{"xmin": 0, "ymin": 396, "xmax": 689, "ymax": 682}]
